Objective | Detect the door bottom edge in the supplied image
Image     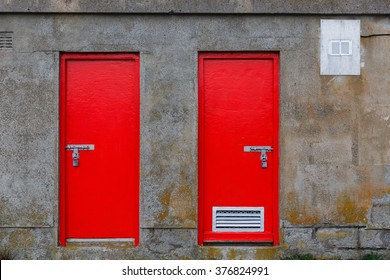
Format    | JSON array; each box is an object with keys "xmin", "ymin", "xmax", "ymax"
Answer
[{"xmin": 67, "ymin": 238, "xmax": 135, "ymax": 243}]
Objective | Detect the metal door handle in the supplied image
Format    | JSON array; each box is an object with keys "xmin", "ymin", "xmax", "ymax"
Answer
[
  {"xmin": 66, "ymin": 144, "xmax": 95, "ymax": 167},
  {"xmin": 244, "ymin": 146, "xmax": 273, "ymax": 168}
]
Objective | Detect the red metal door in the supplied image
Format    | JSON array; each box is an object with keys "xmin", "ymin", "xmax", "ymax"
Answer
[
  {"xmin": 59, "ymin": 53, "xmax": 140, "ymax": 246},
  {"xmin": 198, "ymin": 52, "xmax": 279, "ymax": 244}
]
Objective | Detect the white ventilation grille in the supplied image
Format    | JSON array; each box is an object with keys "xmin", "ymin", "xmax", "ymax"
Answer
[
  {"xmin": 0, "ymin": 32, "xmax": 13, "ymax": 50},
  {"xmin": 329, "ymin": 40, "xmax": 352, "ymax": 56},
  {"xmin": 212, "ymin": 207, "xmax": 264, "ymax": 232},
  {"xmin": 320, "ymin": 20, "xmax": 360, "ymax": 75}
]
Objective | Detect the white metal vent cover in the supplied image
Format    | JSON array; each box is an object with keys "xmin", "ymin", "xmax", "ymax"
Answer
[
  {"xmin": 212, "ymin": 206, "xmax": 264, "ymax": 232},
  {"xmin": 320, "ymin": 20, "xmax": 360, "ymax": 75},
  {"xmin": 329, "ymin": 40, "xmax": 352, "ymax": 56},
  {"xmin": 0, "ymin": 32, "xmax": 13, "ymax": 50}
]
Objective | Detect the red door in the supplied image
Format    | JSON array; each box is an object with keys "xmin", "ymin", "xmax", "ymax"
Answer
[
  {"xmin": 198, "ymin": 52, "xmax": 279, "ymax": 244},
  {"xmin": 59, "ymin": 53, "xmax": 140, "ymax": 246}
]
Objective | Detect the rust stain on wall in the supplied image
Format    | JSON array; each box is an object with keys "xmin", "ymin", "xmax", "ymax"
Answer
[
  {"xmin": 337, "ymin": 183, "xmax": 390, "ymax": 223},
  {"xmin": 170, "ymin": 184, "xmax": 197, "ymax": 227},
  {"xmin": 201, "ymin": 247, "xmax": 223, "ymax": 260},
  {"xmin": 8, "ymin": 230, "xmax": 37, "ymax": 249},
  {"xmin": 255, "ymin": 247, "xmax": 279, "ymax": 260},
  {"xmin": 226, "ymin": 249, "xmax": 239, "ymax": 259},
  {"xmin": 157, "ymin": 186, "xmax": 173, "ymax": 222},
  {"xmin": 336, "ymin": 188, "xmax": 369, "ymax": 224},
  {"xmin": 285, "ymin": 182, "xmax": 390, "ymax": 225},
  {"xmin": 285, "ymin": 191, "xmax": 321, "ymax": 224},
  {"xmin": 157, "ymin": 184, "xmax": 196, "ymax": 227}
]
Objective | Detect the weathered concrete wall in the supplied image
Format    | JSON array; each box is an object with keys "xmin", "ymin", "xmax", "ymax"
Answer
[
  {"xmin": 1, "ymin": 0, "xmax": 390, "ymax": 14},
  {"xmin": 1, "ymin": 13, "xmax": 390, "ymax": 259}
]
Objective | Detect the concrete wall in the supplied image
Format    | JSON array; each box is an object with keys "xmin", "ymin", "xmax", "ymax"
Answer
[
  {"xmin": 1, "ymin": 0, "xmax": 390, "ymax": 14},
  {"xmin": 1, "ymin": 11, "xmax": 390, "ymax": 259}
]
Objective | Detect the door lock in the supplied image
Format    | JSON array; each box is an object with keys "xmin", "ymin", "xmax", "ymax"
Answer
[
  {"xmin": 66, "ymin": 144, "xmax": 95, "ymax": 167},
  {"xmin": 244, "ymin": 146, "xmax": 273, "ymax": 168},
  {"xmin": 72, "ymin": 148, "xmax": 79, "ymax": 167}
]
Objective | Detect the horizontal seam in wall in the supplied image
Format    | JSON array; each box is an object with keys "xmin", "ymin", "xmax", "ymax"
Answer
[
  {"xmin": 361, "ymin": 33, "xmax": 390, "ymax": 38},
  {"xmin": 283, "ymin": 225, "xmax": 367, "ymax": 229},
  {"xmin": 0, "ymin": 226, "xmax": 53, "ymax": 229}
]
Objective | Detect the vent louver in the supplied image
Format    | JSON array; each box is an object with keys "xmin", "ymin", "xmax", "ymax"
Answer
[
  {"xmin": 212, "ymin": 207, "xmax": 264, "ymax": 232},
  {"xmin": 0, "ymin": 32, "xmax": 13, "ymax": 50},
  {"xmin": 329, "ymin": 39, "xmax": 352, "ymax": 56}
]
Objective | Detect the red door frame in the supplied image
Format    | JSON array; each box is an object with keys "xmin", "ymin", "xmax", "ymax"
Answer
[
  {"xmin": 198, "ymin": 52, "xmax": 279, "ymax": 245},
  {"xmin": 59, "ymin": 53, "xmax": 140, "ymax": 246}
]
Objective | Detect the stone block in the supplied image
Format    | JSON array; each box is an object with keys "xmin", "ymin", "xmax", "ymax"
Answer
[
  {"xmin": 0, "ymin": 228, "xmax": 55, "ymax": 259},
  {"xmin": 283, "ymin": 227, "xmax": 317, "ymax": 249},
  {"xmin": 317, "ymin": 249, "xmax": 361, "ymax": 260},
  {"xmin": 369, "ymin": 204, "xmax": 390, "ymax": 229},
  {"xmin": 198, "ymin": 246, "xmax": 281, "ymax": 260},
  {"xmin": 140, "ymin": 228, "xmax": 197, "ymax": 259},
  {"xmin": 57, "ymin": 242, "xmax": 136, "ymax": 260},
  {"xmin": 359, "ymin": 229, "xmax": 390, "ymax": 249},
  {"xmin": 316, "ymin": 228, "xmax": 358, "ymax": 249}
]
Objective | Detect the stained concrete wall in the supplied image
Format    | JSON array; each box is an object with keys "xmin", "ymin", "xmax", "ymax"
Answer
[
  {"xmin": 1, "ymin": 0, "xmax": 390, "ymax": 14},
  {"xmin": 1, "ymin": 11, "xmax": 390, "ymax": 259}
]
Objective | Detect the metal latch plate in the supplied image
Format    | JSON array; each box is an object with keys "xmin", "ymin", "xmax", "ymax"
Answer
[
  {"xmin": 66, "ymin": 144, "xmax": 95, "ymax": 151},
  {"xmin": 244, "ymin": 146, "xmax": 273, "ymax": 152},
  {"xmin": 65, "ymin": 144, "xmax": 95, "ymax": 167},
  {"xmin": 244, "ymin": 146, "xmax": 273, "ymax": 168}
]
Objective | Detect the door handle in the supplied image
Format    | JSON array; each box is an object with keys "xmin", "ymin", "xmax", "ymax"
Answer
[
  {"xmin": 66, "ymin": 144, "xmax": 95, "ymax": 167},
  {"xmin": 244, "ymin": 146, "xmax": 273, "ymax": 168}
]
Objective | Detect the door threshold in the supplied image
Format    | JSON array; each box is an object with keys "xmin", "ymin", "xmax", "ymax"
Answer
[
  {"xmin": 203, "ymin": 242, "xmax": 274, "ymax": 247},
  {"xmin": 67, "ymin": 238, "xmax": 135, "ymax": 243},
  {"xmin": 66, "ymin": 238, "xmax": 135, "ymax": 248}
]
